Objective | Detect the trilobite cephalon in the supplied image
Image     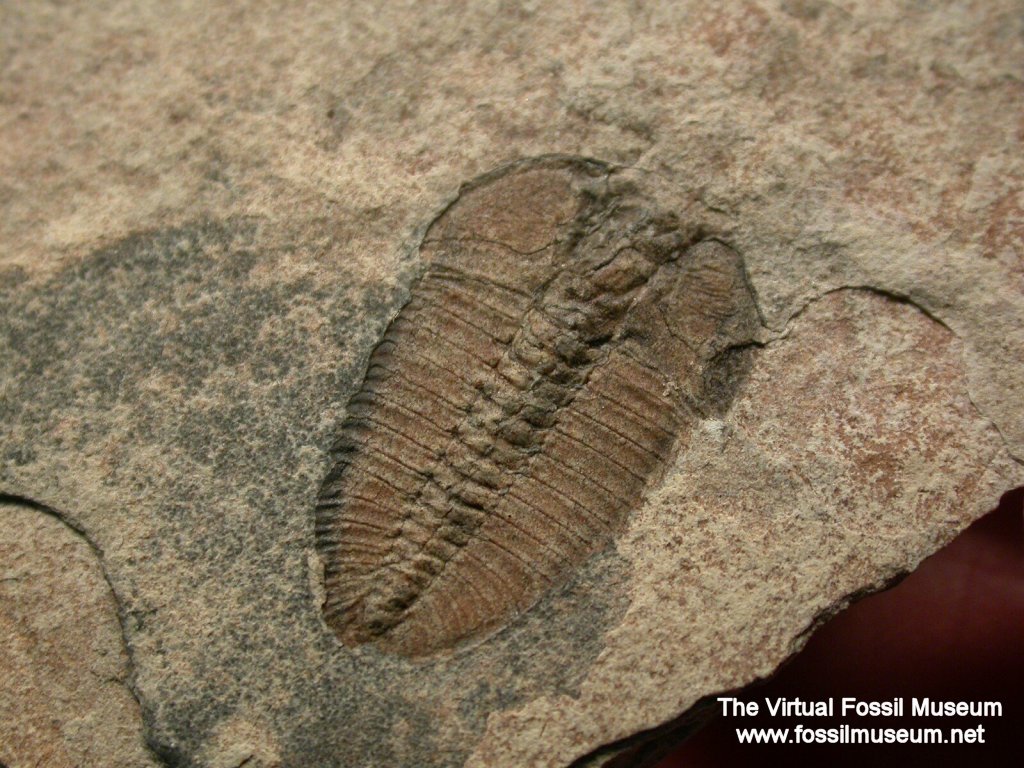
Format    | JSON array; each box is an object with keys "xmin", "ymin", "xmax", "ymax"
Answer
[{"xmin": 315, "ymin": 156, "xmax": 760, "ymax": 657}]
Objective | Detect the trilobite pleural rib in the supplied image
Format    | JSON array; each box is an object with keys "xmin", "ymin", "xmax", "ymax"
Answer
[{"xmin": 316, "ymin": 156, "xmax": 759, "ymax": 657}]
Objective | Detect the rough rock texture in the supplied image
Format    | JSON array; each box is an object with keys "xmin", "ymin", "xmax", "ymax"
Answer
[
  {"xmin": 0, "ymin": 498, "xmax": 158, "ymax": 768},
  {"xmin": 0, "ymin": 2, "xmax": 1021, "ymax": 767}
]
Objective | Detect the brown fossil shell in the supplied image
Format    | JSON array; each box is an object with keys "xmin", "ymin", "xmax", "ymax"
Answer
[{"xmin": 315, "ymin": 156, "xmax": 759, "ymax": 657}]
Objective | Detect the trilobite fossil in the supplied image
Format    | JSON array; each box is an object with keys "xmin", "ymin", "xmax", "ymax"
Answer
[{"xmin": 315, "ymin": 156, "xmax": 760, "ymax": 657}]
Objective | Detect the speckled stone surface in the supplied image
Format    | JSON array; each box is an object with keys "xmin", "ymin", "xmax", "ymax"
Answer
[
  {"xmin": 0, "ymin": 498, "xmax": 158, "ymax": 768},
  {"xmin": 1, "ymin": 2, "xmax": 1021, "ymax": 766}
]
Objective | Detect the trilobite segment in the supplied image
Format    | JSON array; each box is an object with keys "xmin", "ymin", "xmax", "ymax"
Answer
[{"xmin": 316, "ymin": 157, "xmax": 759, "ymax": 657}]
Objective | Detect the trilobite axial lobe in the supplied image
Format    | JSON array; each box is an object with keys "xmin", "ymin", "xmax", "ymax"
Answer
[{"xmin": 315, "ymin": 156, "xmax": 759, "ymax": 657}]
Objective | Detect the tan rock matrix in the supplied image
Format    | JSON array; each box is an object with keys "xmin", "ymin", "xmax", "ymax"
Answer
[{"xmin": 0, "ymin": 2, "xmax": 1021, "ymax": 766}]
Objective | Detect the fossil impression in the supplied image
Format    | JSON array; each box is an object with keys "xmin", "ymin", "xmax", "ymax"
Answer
[{"xmin": 315, "ymin": 156, "xmax": 760, "ymax": 657}]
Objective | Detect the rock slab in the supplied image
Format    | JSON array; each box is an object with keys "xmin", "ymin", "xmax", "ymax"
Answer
[{"xmin": 1, "ymin": 1, "xmax": 1022, "ymax": 766}]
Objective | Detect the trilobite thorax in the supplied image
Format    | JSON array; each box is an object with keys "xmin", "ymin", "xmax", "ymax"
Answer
[{"xmin": 315, "ymin": 157, "xmax": 759, "ymax": 657}]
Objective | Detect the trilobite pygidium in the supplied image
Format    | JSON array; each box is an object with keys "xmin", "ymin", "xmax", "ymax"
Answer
[{"xmin": 316, "ymin": 156, "xmax": 759, "ymax": 657}]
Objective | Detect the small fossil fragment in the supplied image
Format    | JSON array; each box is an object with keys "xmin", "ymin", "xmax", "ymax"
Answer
[{"xmin": 316, "ymin": 156, "xmax": 759, "ymax": 657}]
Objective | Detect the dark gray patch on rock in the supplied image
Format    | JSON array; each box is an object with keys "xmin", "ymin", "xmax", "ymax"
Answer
[{"xmin": 0, "ymin": 213, "xmax": 637, "ymax": 767}]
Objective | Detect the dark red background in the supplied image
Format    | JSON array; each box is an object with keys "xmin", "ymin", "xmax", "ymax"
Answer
[{"xmin": 655, "ymin": 486, "xmax": 1024, "ymax": 768}]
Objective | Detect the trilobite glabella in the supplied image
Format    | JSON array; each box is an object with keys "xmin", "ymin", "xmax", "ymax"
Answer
[{"xmin": 315, "ymin": 156, "xmax": 759, "ymax": 657}]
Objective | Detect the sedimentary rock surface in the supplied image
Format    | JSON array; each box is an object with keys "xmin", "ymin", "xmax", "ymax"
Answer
[
  {"xmin": 1, "ymin": 1, "xmax": 1021, "ymax": 766},
  {"xmin": 0, "ymin": 498, "xmax": 157, "ymax": 768}
]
